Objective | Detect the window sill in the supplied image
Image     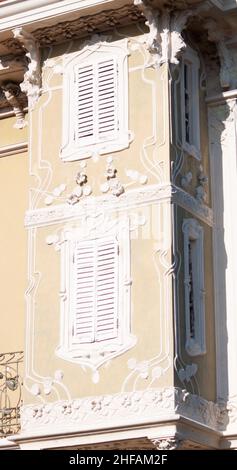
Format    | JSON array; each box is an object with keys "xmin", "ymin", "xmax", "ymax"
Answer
[
  {"xmin": 56, "ymin": 335, "xmax": 136, "ymax": 370},
  {"xmin": 60, "ymin": 135, "xmax": 131, "ymax": 162}
]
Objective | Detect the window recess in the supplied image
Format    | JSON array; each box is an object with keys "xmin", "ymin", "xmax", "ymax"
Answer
[
  {"xmin": 182, "ymin": 218, "xmax": 206, "ymax": 356},
  {"xmin": 181, "ymin": 47, "xmax": 201, "ymax": 160}
]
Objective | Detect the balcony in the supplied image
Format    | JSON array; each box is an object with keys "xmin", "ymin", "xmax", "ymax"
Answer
[{"xmin": 0, "ymin": 351, "xmax": 23, "ymax": 438}]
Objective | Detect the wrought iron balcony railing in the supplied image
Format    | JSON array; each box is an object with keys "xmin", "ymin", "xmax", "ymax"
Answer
[{"xmin": 0, "ymin": 351, "xmax": 23, "ymax": 438}]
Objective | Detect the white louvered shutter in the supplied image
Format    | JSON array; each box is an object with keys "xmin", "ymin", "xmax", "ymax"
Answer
[
  {"xmin": 95, "ymin": 238, "xmax": 118, "ymax": 341},
  {"xmin": 75, "ymin": 58, "xmax": 118, "ymax": 146},
  {"xmin": 72, "ymin": 237, "xmax": 118, "ymax": 344}
]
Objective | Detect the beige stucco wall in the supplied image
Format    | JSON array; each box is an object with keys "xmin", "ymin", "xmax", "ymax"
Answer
[
  {"xmin": 0, "ymin": 116, "xmax": 28, "ymax": 353},
  {"xmin": 23, "ymin": 25, "xmax": 175, "ymax": 404}
]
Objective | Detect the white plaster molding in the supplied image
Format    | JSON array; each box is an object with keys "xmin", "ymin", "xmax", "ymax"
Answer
[
  {"xmin": 25, "ymin": 184, "xmax": 173, "ymax": 227},
  {"xmin": 13, "ymin": 27, "xmax": 41, "ymax": 110},
  {"xmin": 0, "ymin": 141, "xmax": 27, "ymax": 157},
  {"xmin": 20, "ymin": 386, "xmax": 226, "ymax": 435},
  {"xmin": 134, "ymin": 0, "xmax": 209, "ymax": 65},
  {"xmin": 24, "ymin": 184, "xmax": 213, "ymax": 228}
]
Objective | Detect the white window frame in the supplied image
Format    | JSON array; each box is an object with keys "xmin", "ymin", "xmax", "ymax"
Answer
[
  {"xmin": 56, "ymin": 218, "xmax": 136, "ymax": 370},
  {"xmin": 181, "ymin": 46, "xmax": 201, "ymax": 160},
  {"xmin": 61, "ymin": 38, "xmax": 129, "ymax": 161},
  {"xmin": 182, "ymin": 218, "xmax": 206, "ymax": 356}
]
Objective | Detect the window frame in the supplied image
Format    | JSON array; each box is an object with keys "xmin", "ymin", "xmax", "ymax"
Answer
[
  {"xmin": 181, "ymin": 46, "xmax": 201, "ymax": 160},
  {"xmin": 182, "ymin": 218, "xmax": 206, "ymax": 356},
  {"xmin": 56, "ymin": 218, "xmax": 136, "ymax": 369},
  {"xmin": 61, "ymin": 39, "xmax": 129, "ymax": 162}
]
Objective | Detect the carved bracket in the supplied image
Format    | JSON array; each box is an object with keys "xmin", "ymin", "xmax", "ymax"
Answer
[
  {"xmin": 13, "ymin": 28, "xmax": 41, "ymax": 110},
  {"xmin": 134, "ymin": 0, "xmax": 210, "ymax": 65},
  {"xmin": 150, "ymin": 437, "xmax": 183, "ymax": 450},
  {"xmin": 204, "ymin": 18, "xmax": 233, "ymax": 89},
  {"xmin": 1, "ymin": 82, "xmax": 27, "ymax": 128}
]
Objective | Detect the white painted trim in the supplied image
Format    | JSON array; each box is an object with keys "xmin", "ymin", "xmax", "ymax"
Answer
[
  {"xmin": 61, "ymin": 38, "xmax": 129, "ymax": 161},
  {"xmin": 0, "ymin": 437, "xmax": 20, "ymax": 450},
  {"xmin": 0, "ymin": 141, "xmax": 27, "ymax": 157},
  {"xmin": 181, "ymin": 46, "xmax": 201, "ymax": 160},
  {"xmin": 182, "ymin": 218, "xmax": 206, "ymax": 357},
  {"xmin": 206, "ymin": 89, "xmax": 237, "ymax": 105},
  {"xmin": 8, "ymin": 417, "xmax": 222, "ymax": 450}
]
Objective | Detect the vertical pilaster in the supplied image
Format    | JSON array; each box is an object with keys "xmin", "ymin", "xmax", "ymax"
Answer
[{"xmin": 208, "ymin": 98, "xmax": 237, "ymax": 402}]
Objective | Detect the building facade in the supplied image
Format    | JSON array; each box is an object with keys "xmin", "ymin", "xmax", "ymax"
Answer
[{"xmin": 0, "ymin": 0, "xmax": 237, "ymax": 450}]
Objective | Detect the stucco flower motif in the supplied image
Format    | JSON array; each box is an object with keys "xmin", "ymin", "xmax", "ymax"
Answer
[
  {"xmin": 32, "ymin": 407, "xmax": 43, "ymax": 419},
  {"xmin": 120, "ymin": 395, "xmax": 132, "ymax": 408},
  {"xmin": 111, "ymin": 180, "xmax": 125, "ymax": 197},
  {"xmin": 67, "ymin": 194, "xmax": 79, "ymax": 205},
  {"xmin": 62, "ymin": 404, "xmax": 72, "ymax": 415},
  {"xmin": 91, "ymin": 400, "xmax": 102, "ymax": 412},
  {"xmin": 76, "ymin": 172, "xmax": 87, "ymax": 185},
  {"xmin": 106, "ymin": 166, "xmax": 117, "ymax": 179}
]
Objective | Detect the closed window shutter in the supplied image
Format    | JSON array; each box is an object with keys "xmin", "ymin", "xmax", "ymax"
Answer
[
  {"xmin": 75, "ymin": 58, "xmax": 118, "ymax": 146},
  {"xmin": 76, "ymin": 64, "xmax": 94, "ymax": 144},
  {"xmin": 72, "ymin": 237, "xmax": 118, "ymax": 344},
  {"xmin": 72, "ymin": 241, "xmax": 95, "ymax": 343},
  {"xmin": 97, "ymin": 59, "xmax": 117, "ymax": 139},
  {"xmin": 96, "ymin": 238, "xmax": 118, "ymax": 341}
]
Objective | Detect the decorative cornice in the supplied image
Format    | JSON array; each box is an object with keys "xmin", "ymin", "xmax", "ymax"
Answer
[
  {"xmin": 134, "ymin": 0, "xmax": 210, "ymax": 65},
  {"xmin": 31, "ymin": 5, "xmax": 143, "ymax": 47},
  {"xmin": 24, "ymin": 184, "xmax": 213, "ymax": 228},
  {"xmin": 20, "ymin": 386, "xmax": 226, "ymax": 434},
  {"xmin": 13, "ymin": 28, "xmax": 41, "ymax": 110}
]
